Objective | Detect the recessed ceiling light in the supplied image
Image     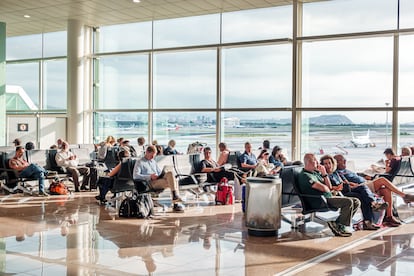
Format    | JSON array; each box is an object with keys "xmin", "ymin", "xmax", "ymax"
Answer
[
  {"xmin": 23, "ymin": 14, "xmax": 30, "ymax": 18},
  {"xmin": 132, "ymin": 0, "xmax": 141, "ymax": 3}
]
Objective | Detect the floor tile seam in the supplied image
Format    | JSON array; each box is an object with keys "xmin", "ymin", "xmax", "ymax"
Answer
[{"xmin": 273, "ymin": 218, "xmax": 414, "ymax": 276}]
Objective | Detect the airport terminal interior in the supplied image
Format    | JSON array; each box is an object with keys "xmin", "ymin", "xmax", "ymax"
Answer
[{"xmin": 1, "ymin": 0, "xmax": 414, "ymax": 275}]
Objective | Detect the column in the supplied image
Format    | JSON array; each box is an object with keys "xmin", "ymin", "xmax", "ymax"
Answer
[
  {"xmin": 0, "ymin": 22, "xmax": 6, "ymax": 146},
  {"xmin": 67, "ymin": 19, "xmax": 92, "ymax": 144}
]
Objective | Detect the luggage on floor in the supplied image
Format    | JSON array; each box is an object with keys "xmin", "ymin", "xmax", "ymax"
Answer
[
  {"xmin": 118, "ymin": 193, "xmax": 154, "ymax": 218},
  {"xmin": 215, "ymin": 177, "xmax": 233, "ymax": 205},
  {"xmin": 49, "ymin": 179, "xmax": 70, "ymax": 195}
]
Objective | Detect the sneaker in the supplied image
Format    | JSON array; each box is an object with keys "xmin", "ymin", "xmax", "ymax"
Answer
[
  {"xmin": 80, "ymin": 185, "xmax": 88, "ymax": 191},
  {"xmin": 327, "ymin": 221, "xmax": 341, "ymax": 236},
  {"xmin": 363, "ymin": 220, "xmax": 380, "ymax": 230},
  {"xmin": 337, "ymin": 224, "xmax": 353, "ymax": 237},
  {"xmin": 384, "ymin": 216, "xmax": 401, "ymax": 225},
  {"xmin": 372, "ymin": 201, "xmax": 389, "ymax": 211},
  {"xmin": 173, "ymin": 203, "xmax": 185, "ymax": 213},
  {"xmin": 38, "ymin": 191, "xmax": 50, "ymax": 197},
  {"xmin": 173, "ymin": 197, "xmax": 183, "ymax": 203},
  {"xmin": 403, "ymin": 194, "xmax": 414, "ymax": 203}
]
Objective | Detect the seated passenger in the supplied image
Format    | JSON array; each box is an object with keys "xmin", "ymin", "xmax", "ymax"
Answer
[
  {"xmin": 298, "ymin": 153, "xmax": 360, "ymax": 237},
  {"xmin": 136, "ymin": 136, "xmax": 146, "ymax": 157},
  {"xmin": 8, "ymin": 146, "xmax": 49, "ymax": 196},
  {"xmin": 133, "ymin": 145, "xmax": 184, "ymax": 213},
  {"xmin": 95, "ymin": 148, "xmax": 130, "ymax": 204},
  {"xmin": 238, "ymin": 142, "xmax": 258, "ymax": 172},
  {"xmin": 217, "ymin": 142, "xmax": 230, "ymax": 166},
  {"xmin": 256, "ymin": 149, "xmax": 281, "ymax": 175},
  {"xmin": 200, "ymin": 147, "xmax": 236, "ymax": 182},
  {"xmin": 259, "ymin": 139, "xmax": 270, "ymax": 151},
  {"xmin": 401, "ymin": 146, "xmax": 412, "ymax": 157},
  {"xmin": 121, "ymin": 139, "xmax": 137, "ymax": 157},
  {"xmin": 270, "ymin": 145, "xmax": 289, "ymax": 168},
  {"xmin": 334, "ymin": 154, "xmax": 414, "ymax": 227},
  {"xmin": 164, "ymin": 139, "xmax": 179, "ymax": 155},
  {"xmin": 55, "ymin": 141, "xmax": 97, "ymax": 192},
  {"xmin": 383, "ymin": 148, "xmax": 400, "ymax": 180},
  {"xmin": 97, "ymin": 135, "xmax": 116, "ymax": 161},
  {"xmin": 320, "ymin": 155, "xmax": 384, "ymax": 230}
]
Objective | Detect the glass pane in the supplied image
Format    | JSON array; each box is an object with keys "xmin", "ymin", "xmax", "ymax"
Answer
[
  {"xmin": 153, "ymin": 50, "xmax": 216, "ymax": 108},
  {"xmin": 302, "ymin": 0, "xmax": 397, "ymax": 36},
  {"xmin": 222, "ymin": 6, "xmax": 292, "ymax": 43},
  {"xmin": 95, "ymin": 55, "xmax": 149, "ymax": 109},
  {"xmin": 398, "ymin": 111, "xmax": 414, "ymax": 149},
  {"xmin": 222, "ymin": 44, "xmax": 292, "ymax": 108},
  {"xmin": 301, "ymin": 111, "xmax": 391, "ymax": 172},
  {"xmin": 93, "ymin": 112, "xmax": 148, "ymax": 144},
  {"xmin": 6, "ymin": 62, "xmax": 40, "ymax": 111},
  {"xmin": 400, "ymin": 0, "xmax": 414, "ymax": 29},
  {"xmin": 44, "ymin": 59, "xmax": 67, "ymax": 110},
  {"xmin": 302, "ymin": 37, "xmax": 393, "ymax": 107},
  {"xmin": 97, "ymin": 22, "xmax": 152, "ymax": 53},
  {"xmin": 153, "ymin": 112, "xmax": 216, "ymax": 154},
  {"xmin": 398, "ymin": 34, "xmax": 414, "ymax": 107},
  {"xmin": 43, "ymin": 31, "xmax": 67, "ymax": 57},
  {"xmin": 221, "ymin": 111, "xmax": 292, "ymax": 161},
  {"xmin": 153, "ymin": 14, "xmax": 220, "ymax": 48},
  {"xmin": 6, "ymin": 34, "xmax": 42, "ymax": 60}
]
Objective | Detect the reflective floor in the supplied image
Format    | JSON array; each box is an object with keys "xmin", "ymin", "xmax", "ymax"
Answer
[{"xmin": 0, "ymin": 190, "xmax": 413, "ymax": 276}]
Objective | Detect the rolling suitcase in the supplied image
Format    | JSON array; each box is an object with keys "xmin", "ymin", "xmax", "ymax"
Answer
[{"xmin": 215, "ymin": 177, "xmax": 234, "ymax": 205}]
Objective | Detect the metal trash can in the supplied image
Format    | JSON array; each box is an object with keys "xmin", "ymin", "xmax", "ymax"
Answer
[{"xmin": 245, "ymin": 176, "xmax": 282, "ymax": 236}]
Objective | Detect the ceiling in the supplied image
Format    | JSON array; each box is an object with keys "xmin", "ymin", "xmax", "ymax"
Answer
[{"xmin": 0, "ymin": 0, "xmax": 297, "ymax": 37}]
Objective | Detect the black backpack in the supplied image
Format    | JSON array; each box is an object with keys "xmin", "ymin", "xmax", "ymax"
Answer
[
  {"xmin": 118, "ymin": 194, "xmax": 154, "ymax": 218},
  {"xmin": 119, "ymin": 197, "xmax": 138, "ymax": 218}
]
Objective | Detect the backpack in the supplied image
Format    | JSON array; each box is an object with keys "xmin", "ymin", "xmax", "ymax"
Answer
[
  {"xmin": 119, "ymin": 197, "xmax": 138, "ymax": 218},
  {"xmin": 118, "ymin": 194, "xmax": 154, "ymax": 218},
  {"xmin": 49, "ymin": 179, "xmax": 69, "ymax": 195},
  {"xmin": 136, "ymin": 194, "xmax": 154, "ymax": 218}
]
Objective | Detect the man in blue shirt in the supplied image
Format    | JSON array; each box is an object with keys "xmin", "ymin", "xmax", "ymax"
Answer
[
  {"xmin": 238, "ymin": 142, "xmax": 258, "ymax": 171},
  {"xmin": 133, "ymin": 145, "xmax": 184, "ymax": 213}
]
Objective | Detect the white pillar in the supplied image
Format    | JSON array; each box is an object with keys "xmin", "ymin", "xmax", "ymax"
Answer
[
  {"xmin": 67, "ymin": 19, "xmax": 92, "ymax": 144},
  {"xmin": 0, "ymin": 22, "xmax": 5, "ymax": 146}
]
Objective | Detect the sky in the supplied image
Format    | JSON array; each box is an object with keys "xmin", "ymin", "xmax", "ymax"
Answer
[{"xmin": 5, "ymin": 0, "xmax": 414, "ymax": 124}]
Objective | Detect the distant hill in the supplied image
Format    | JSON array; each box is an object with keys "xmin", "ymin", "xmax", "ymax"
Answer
[
  {"xmin": 273, "ymin": 114, "xmax": 353, "ymax": 125},
  {"xmin": 309, "ymin": 115, "xmax": 353, "ymax": 125}
]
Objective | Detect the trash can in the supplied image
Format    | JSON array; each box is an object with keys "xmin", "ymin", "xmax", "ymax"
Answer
[{"xmin": 245, "ymin": 176, "xmax": 282, "ymax": 237}]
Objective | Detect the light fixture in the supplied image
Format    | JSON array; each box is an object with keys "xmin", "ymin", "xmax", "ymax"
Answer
[
  {"xmin": 23, "ymin": 14, "xmax": 31, "ymax": 18},
  {"xmin": 132, "ymin": 0, "xmax": 141, "ymax": 3}
]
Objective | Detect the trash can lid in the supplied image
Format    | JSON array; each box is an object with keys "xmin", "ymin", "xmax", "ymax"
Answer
[{"xmin": 247, "ymin": 176, "xmax": 280, "ymax": 184}]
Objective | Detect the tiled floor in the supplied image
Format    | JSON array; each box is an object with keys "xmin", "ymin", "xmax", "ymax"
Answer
[{"xmin": 0, "ymin": 190, "xmax": 413, "ymax": 276}]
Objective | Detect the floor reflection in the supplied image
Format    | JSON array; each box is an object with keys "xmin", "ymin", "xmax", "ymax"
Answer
[{"xmin": 0, "ymin": 192, "xmax": 413, "ymax": 275}]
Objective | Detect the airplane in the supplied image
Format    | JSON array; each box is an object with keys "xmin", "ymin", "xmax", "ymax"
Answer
[
  {"xmin": 166, "ymin": 123, "xmax": 180, "ymax": 131},
  {"xmin": 350, "ymin": 130, "xmax": 375, "ymax": 148}
]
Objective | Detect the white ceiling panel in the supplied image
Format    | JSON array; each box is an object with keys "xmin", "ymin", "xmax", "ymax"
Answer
[{"xmin": 0, "ymin": 0, "xmax": 300, "ymax": 37}]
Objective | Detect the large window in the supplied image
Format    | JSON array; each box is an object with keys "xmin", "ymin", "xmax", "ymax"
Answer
[
  {"xmin": 153, "ymin": 14, "xmax": 220, "ymax": 48},
  {"xmin": 302, "ymin": 0, "xmax": 397, "ymax": 36},
  {"xmin": 221, "ymin": 111, "xmax": 292, "ymax": 159},
  {"xmin": 93, "ymin": 112, "xmax": 148, "ymax": 144},
  {"xmin": 221, "ymin": 44, "xmax": 292, "ymax": 108},
  {"xmin": 6, "ymin": 34, "xmax": 42, "ymax": 60},
  {"xmin": 153, "ymin": 112, "xmax": 216, "ymax": 153},
  {"xmin": 94, "ymin": 55, "xmax": 149, "ymax": 109},
  {"xmin": 44, "ymin": 59, "xmax": 67, "ymax": 110},
  {"xmin": 302, "ymin": 37, "xmax": 393, "ymax": 107},
  {"xmin": 96, "ymin": 22, "xmax": 152, "ymax": 53},
  {"xmin": 301, "ymin": 111, "xmax": 391, "ymax": 171},
  {"xmin": 153, "ymin": 50, "xmax": 217, "ymax": 109},
  {"xmin": 398, "ymin": 34, "xmax": 414, "ymax": 107},
  {"xmin": 6, "ymin": 62, "xmax": 40, "ymax": 110},
  {"xmin": 222, "ymin": 6, "xmax": 292, "ymax": 43}
]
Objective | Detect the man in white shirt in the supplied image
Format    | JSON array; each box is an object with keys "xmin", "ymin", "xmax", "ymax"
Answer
[
  {"xmin": 133, "ymin": 145, "xmax": 184, "ymax": 212},
  {"xmin": 55, "ymin": 141, "xmax": 91, "ymax": 192}
]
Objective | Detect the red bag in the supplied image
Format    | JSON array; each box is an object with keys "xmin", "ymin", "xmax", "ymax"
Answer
[
  {"xmin": 215, "ymin": 177, "xmax": 233, "ymax": 205},
  {"xmin": 49, "ymin": 180, "xmax": 69, "ymax": 195}
]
